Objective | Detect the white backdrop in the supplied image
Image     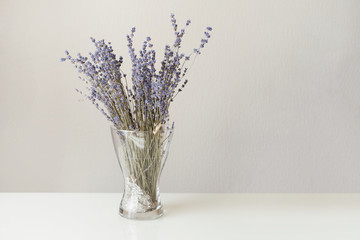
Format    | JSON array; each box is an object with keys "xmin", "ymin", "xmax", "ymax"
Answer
[{"xmin": 1, "ymin": 0, "xmax": 360, "ymax": 192}]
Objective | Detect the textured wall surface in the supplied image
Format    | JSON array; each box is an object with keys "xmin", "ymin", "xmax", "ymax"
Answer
[{"xmin": 1, "ymin": 0, "xmax": 360, "ymax": 192}]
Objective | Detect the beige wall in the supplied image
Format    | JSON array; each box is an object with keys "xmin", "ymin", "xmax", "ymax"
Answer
[{"xmin": 1, "ymin": 0, "xmax": 360, "ymax": 192}]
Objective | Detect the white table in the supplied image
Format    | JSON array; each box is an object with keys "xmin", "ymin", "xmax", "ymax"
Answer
[{"xmin": 0, "ymin": 193, "xmax": 359, "ymax": 239}]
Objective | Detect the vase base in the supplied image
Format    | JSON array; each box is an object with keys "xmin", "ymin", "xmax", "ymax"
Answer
[{"xmin": 119, "ymin": 206, "xmax": 164, "ymax": 220}]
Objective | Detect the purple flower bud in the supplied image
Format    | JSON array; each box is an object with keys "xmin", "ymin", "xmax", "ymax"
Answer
[{"xmin": 193, "ymin": 49, "xmax": 200, "ymax": 54}]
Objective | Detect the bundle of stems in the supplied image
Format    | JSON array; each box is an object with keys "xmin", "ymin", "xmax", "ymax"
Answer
[{"xmin": 117, "ymin": 129, "xmax": 171, "ymax": 205}]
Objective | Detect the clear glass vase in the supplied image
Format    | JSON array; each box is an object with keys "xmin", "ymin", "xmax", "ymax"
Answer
[{"xmin": 110, "ymin": 126, "xmax": 174, "ymax": 220}]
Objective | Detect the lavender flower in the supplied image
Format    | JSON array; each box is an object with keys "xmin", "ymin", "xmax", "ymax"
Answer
[{"xmin": 62, "ymin": 15, "xmax": 212, "ymax": 131}]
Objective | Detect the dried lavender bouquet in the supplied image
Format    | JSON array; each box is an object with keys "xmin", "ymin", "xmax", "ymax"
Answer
[{"xmin": 61, "ymin": 14, "xmax": 212, "ymax": 209}]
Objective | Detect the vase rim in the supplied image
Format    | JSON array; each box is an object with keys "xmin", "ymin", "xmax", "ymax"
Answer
[{"xmin": 110, "ymin": 125, "xmax": 174, "ymax": 133}]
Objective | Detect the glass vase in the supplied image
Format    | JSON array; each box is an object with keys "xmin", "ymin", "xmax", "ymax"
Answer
[{"xmin": 110, "ymin": 126, "xmax": 174, "ymax": 220}]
